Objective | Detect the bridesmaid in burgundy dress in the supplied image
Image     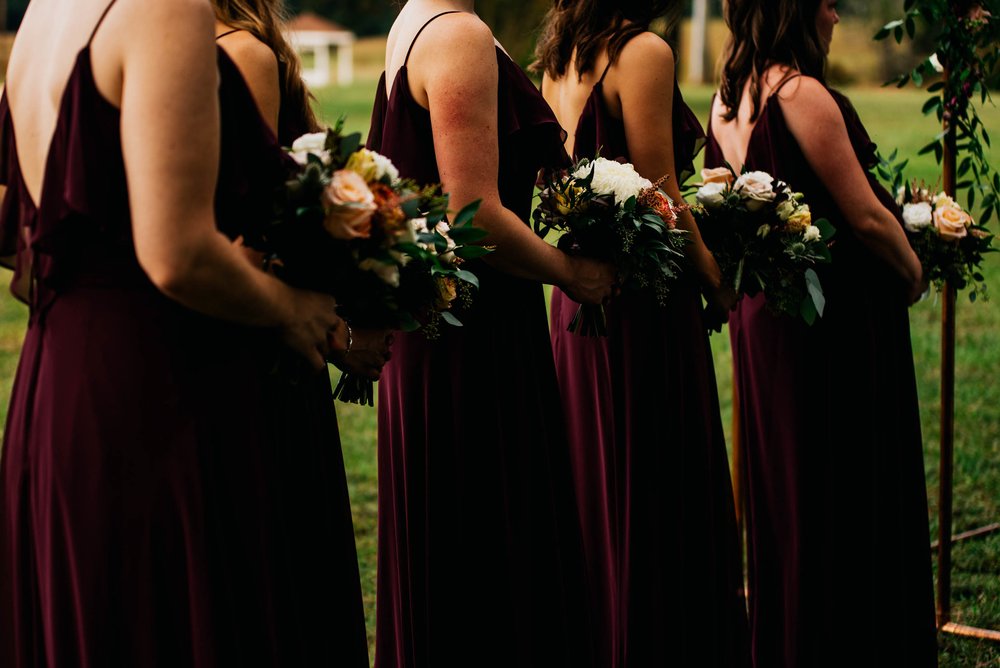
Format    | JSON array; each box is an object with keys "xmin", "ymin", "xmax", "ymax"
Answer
[
  {"xmin": 367, "ymin": 2, "xmax": 616, "ymax": 666},
  {"xmin": 208, "ymin": 6, "xmax": 379, "ymax": 664},
  {"xmin": 706, "ymin": 1, "xmax": 936, "ymax": 666},
  {"xmin": 0, "ymin": 1, "xmax": 345, "ymax": 665},
  {"xmin": 534, "ymin": 3, "xmax": 748, "ymax": 666}
]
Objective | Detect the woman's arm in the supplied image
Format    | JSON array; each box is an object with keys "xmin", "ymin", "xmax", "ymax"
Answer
[
  {"xmin": 117, "ymin": 0, "xmax": 343, "ymax": 368},
  {"xmin": 779, "ymin": 76, "xmax": 926, "ymax": 303},
  {"xmin": 407, "ymin": 13, "xmax": 614, "ymax": 306},
  {"xmin": 614, "ymin": 34, "xmax": 734, "ymax": 315}
]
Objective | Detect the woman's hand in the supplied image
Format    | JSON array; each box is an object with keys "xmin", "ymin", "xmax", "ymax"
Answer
[
  {"xmin": 703, "ymin": 282, "xmax": 738, "ymax": 332},
  {"xmin": 908, "ymin": 265, "xmax": 930, "ymax": 306},
  {"xmin": 560, "ymin": 256, "xmax": 617, "ymax": 306},
  {"xmin": 277, "ymin": 290, "xmax": 345, "ymax": 371},
  {"xmin": 330, "ymin": 328, "xmax": 394, "ymax": 380}
]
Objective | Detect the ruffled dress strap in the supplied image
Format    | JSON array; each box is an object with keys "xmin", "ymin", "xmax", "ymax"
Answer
[
  {"xmin": 496, "ymin": 50, "xmax": 569, "ymax": 170},
  {"xmin": 671, "ymin": 79, "xmax": 706, "ymax": 185}
]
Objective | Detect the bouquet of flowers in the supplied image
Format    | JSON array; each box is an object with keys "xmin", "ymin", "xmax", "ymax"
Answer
[
  {"xmin": 898, "ymin": 181, "xmax": 994, "ymax": 300},
  {"xmin": 692, "ymin": 166, "xmax": 836, "ymax": 324},
  {"xmin": 533, "ymin": 156, "xmax": 689, "ymax": 336},
  {"xmin": 267, "ymin": 121, "xmax": 489, "ymax": 405}
]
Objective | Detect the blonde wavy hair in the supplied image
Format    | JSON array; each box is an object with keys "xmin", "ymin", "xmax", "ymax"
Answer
[{"xmin": 212, "ymin": 0, "xmax": 320, "ymax": 134}]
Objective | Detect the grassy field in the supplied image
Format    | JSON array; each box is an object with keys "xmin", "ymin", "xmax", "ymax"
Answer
[{"xmin": 0, "ymin": 81, "xmax": 998, "ymax": 665}]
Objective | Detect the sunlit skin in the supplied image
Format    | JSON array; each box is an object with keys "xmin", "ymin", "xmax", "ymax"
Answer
[
  {"xmin": 216, "ymin": 17, "xmax": 391, "ymax": 378},
  {"xmin": 542, "ymin": 24, "xmax": 737, "ymax": 324},
  {"xmin": 7, "ymin": 0, "xmax": 347, "ymax": 369},
  {"xmin": 709, "ymin": 0, "xmax": 926, "ymax": 304},
  {"xmin": 385, "ymin": 0, "xmax": 616, "ymax": 306}
]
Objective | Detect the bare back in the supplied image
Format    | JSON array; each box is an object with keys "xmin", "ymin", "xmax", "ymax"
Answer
[
  {"xmin": 709, "ymin": 65, "xmax": 802, "ymax": 171},
  {"xmin": 541, "ymin": 51, "xmax": 613, "ymax": 159},
  {"xmin": 6, "ymin": 0, "xmax": 126, "ymax": 207}
]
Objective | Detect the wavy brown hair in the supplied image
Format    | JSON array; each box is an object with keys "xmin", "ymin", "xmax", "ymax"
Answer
[
  {"xmin": 719, "ymin": 0, "xmax": 827, "ymax": 122},
  {"xmin": 212, "ymin": 0, "xmax": 319, "ymax": 132},
  {"xmin": 532, "ymin": 0, "xmax": 683, "ymax": 81}
]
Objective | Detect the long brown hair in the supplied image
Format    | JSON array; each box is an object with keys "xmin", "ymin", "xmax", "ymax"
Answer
[
  {"xmin": 719, "ymin": 0, "xmax": 827, "ymax": 122},
  {"xmin": 212, "ymin": 0, "xmax": 319, "ymax": 132},
  {"xmin": 532, "ymin": 0, "xmax": 683, "ymax": 81}
]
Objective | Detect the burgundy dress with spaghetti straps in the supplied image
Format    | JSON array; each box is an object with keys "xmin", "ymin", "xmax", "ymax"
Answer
[
  {"xmin": 548, "ymin": 51, "xmax": 749, "ymax": 668},
  {"xmin": 210, "ymin": 42, "xmax": 369, "ymax": 665},
  {"xmin": 704, "ymin": 79, "xmax": 937, "ymax": 668},
  {"xmin": 0, "ymin": 6, "xmax": 255, "ymax": 665},
  {"xmin": 366, "ymin": 13, "xmax": 594, "ymax": 667}
]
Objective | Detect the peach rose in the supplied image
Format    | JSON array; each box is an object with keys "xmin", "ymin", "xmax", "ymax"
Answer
[
  {"xmin": 700, "ymin": 167, "xmax": 734, "ymax": 186},
  {"xmin": 933, "ymin": 202, "xmax": 972, "ymax": 241},
  {"xmin": 323, "ymin": 170, "xmax": 377, "ymax": 240}
]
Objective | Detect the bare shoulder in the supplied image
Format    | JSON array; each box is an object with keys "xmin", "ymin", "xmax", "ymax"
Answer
[
  {"xmin": 618, "ymin": 31, "xmax": 675, "ymax": 69},
  {"xmin": 217, "ymin": 29, "xmax": 278, "ymax": 81},
  {"xmin": 775, "ymin": 74, "xmax": 842, "ymax": 124},
  {"xmin": 420, "ymin": 11, "xmax": 494, "ymax": 57},
  {"xmin": 119, "ymin": 0, "xmax": 214, "ymax": 36}
]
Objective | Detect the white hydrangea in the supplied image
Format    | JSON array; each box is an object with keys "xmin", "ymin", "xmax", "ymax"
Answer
[
  {"xmin": 573, "ymin": 157, "xmax": 652, "ymax": 203},
  {"xmin": 370, "ymin": 151, "xmax": 400, "ymax": 183},
  {"xmin": 902, "ymin": 202, "xmax": 933, "ymax": 232}
]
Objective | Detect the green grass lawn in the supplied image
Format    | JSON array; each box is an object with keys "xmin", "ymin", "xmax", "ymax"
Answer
[{"xmin": 1, "ymin": 83, "xmax": 998, "ymax": 665}]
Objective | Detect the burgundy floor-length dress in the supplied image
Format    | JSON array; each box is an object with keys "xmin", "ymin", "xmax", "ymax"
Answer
[
  {"xmin": 366, "ymin": 13, "xmax": 593, "ymax": 668},
  {"xmin": 210, "ymin": 47, "xmax": 369, "ymax": 666},
  {"xmin": 548, "ymin": 55, "xmax": 749, "ymax": 668},
  {"xmin": 705, "ymin": 80, "xmax": 938, "ymax": 668},
  {"xmin": 0, "ymin": 10, "xmax": 257, "ymax": 665}
]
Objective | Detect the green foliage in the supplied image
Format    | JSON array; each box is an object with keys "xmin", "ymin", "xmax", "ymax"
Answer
[{"xmin": 875, "ymin": 0, "xmax": 1000, "ymax": 225}]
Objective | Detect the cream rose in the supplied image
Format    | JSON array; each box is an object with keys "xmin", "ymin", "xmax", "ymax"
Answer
[
  {"xmin": 322, "ymin": 170, "xmax": 376, "ymax": 240},
  {"xmin": 902, "ymin": 202, "xmax": 933, "ymax": 232},
  {"xmin": 786, "ymin": 205, "xmax": 812, "ymax": 233},
  {"xmin": 700, "ymin": 167, "xmax": 734, "ymax": 186},
  {"xmin": 934, "ymin": 202, "xmax": 972, "ymax": 240},
  {"xmin": 803, "ymin": 225, "xmax": 822, "ymax": 243},
  {"xmin": 696, "ymin": 181, "xmax": 727, "ymax": 209},
  {"xmin": 734, "ymin": 171, "xmax": 776, "ymax": 211}
]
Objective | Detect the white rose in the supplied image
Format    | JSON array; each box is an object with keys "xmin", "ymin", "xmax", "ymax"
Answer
[
  {"xmin": 359, "ymin": 258, "xmax": 401, "ymax": 287},
  {"xmin": 734, "ymin": 171, "xmax": 776, "ymax": 211},
  {"xmin": 292, "ymin": 132, "xmax": 327, "ymax": 153},
  {"xmin": 573, "ymin": 157, "xmax": 652, "ymax": 203},
  {"xmin": 803, "ymin": 225, "xmax": 822, "ymax": 242},
  {"xmin": 696, "ymin": 181, "xmax": 727, "ymax": 209},
  {"xmin": 902, "ymin": 202, "xmax": 933, "ymax": 232}
]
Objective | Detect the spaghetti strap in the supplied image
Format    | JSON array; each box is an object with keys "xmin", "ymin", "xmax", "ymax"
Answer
[
  {"xmin": 768, "ymin": 73, "xmax": 803, "ymax": 98},
  {"xmin": 216, "ymin": 29, "xmax": 241, "ymax": 41},
  {"xmin": 596, "ymin": 31, "xmax": 641, "ymax": 85},
  {"xmin": 87, "ymin": 0, "xmax": 121, "ymax": 45},
  {"xmin": 404, "ymin": 11, "xmax": 463, "ymax": 67}
]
